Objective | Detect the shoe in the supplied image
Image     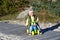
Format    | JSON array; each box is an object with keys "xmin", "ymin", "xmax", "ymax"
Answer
[{"xmin": 28, "ymin": 33, "xmax": 31, "ymax": 35}]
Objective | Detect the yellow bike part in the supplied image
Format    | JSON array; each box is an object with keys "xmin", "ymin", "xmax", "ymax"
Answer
[
  {"xmin": 37, "ymin": 30, "xmax": 40, "ymax": 35},
  {"xmin": 32, "ymin": 31, "xmax": 34, "ymax": 36}
]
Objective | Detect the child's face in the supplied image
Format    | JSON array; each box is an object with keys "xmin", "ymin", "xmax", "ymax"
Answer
[{"xmin": 29, "ymin": 11, "xmax": 34, "ymax": 16}]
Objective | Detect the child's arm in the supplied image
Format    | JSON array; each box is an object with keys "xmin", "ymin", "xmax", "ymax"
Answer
[
  {"xmin": 25, "ymin": 18, "xmax": 28, "ymax": 26},
  {"xmin": 36, "ymin": 17, "xmax": 39, "ymax": 23}
]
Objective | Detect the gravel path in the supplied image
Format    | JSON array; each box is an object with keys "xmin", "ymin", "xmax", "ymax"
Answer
[{"xmin": 0, "ymin": 22, "xmax": 60, "ymax": 40}]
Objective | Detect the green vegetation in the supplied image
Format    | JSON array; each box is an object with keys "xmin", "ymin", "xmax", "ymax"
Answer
[
  {"xmin": 0, "ymin": 0, "xmax": 29, "ymax": 20},
  {"xmin": 0, "ymin": 0, "xmax": 60, "ymax": 22},
  {"xmin": 30, "ymin": 0, "xmax": 60, "ymax": 16},
  {"xmin": 37, "ymin": 11, "xmax": 60, "ymax": 23},
  {"xmin": 29, "ymin": 0, "xmax": 60, "ymax": 22}
]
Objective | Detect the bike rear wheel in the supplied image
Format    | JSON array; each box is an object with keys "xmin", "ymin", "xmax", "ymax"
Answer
[
  {"xmin": 37, "ymin": 30, "xmax": 40, "ymax": 35},
  {"xmin": 32, "ymin": 31, "xmax": 34, "ymax": 36}
]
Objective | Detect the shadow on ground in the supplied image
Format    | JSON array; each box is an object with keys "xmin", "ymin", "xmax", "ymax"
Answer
[{"xmin": 41, "ymin": 23, "xmax": 60, "ymax": 34}]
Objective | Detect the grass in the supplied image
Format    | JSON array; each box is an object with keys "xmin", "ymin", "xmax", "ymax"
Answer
[
  {"xmin": 0, "ymin": 9, "xmax": 60, "ymax": 23},
  {"xmin": 36, "ymin": 11, "xmax": 60, "ymax": 23},
  {"xmin": 0, "ymin": 6, "xmax": 29, "ymax": 21},
  {"xmin": 0, "ymin": 12, "xmax": 20, "ymax": 20}
]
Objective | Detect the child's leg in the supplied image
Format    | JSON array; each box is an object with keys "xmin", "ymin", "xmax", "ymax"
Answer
[
  {"xmin": 36, "ymin": 25, "xmax": 42, "ymax": 34},
  {"xmin": 30, "ymin": 26, "xmax": 33, "ymax": 33},
  {"xmin": 36, "ymin": 25, "xmax": 40, "ymax": 30}
]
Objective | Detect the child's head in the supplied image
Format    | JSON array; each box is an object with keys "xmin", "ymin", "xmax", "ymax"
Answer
[{"xmin": 29, "ymin": 10, "xmax": 34, "ymax": 16}]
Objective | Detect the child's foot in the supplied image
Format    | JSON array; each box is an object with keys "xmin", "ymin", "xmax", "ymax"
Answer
[
  {"xmin": 28, "ymin": 33, "xmax": 31, "ymax": 35},
  {"xmin": 40, "ymin": 33, "xmax": 42, "ymax": 34}
]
